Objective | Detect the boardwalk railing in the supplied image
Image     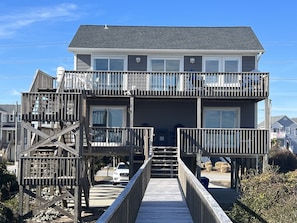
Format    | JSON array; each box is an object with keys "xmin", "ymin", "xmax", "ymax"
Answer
[
  {"xmin": 97, "ymin": 157, "xmax": 152, "ymax": 223},
  {"xmin": 60, "ymin": 71, "xmax": 269, "ymax": 98},
  {"xmin": 178, "ymin": 158, "xmax": 233, "ymax": 223},
  {"xmin": 178, "ymin": 128, "xmax": 269, "ymax": 156}
]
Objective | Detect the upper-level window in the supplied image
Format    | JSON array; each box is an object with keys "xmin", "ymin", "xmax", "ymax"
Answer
[
  {"xmin": 93, "ymin": 57, "xmax": 125, "ymax": 90},
  {"xmin": 203, "ymin": 57, "xmax": 240, "ymax": 72},
  {"xmin": 151, "ymin": 59, "xmax": 180, "ymax": 72},
  {"xmin": 224, "ymin": 59, "xmax": 239, "ymax": 72},
  {"xmin": 204, "ymin": 57, "xmax": 240, "ymax": 85},
  {"xmin": 149, "ymin": 58, "xmax": 181, "ymax": 90},
  {"xmin": 94, "ymin": 58, "xmax": 124, "ymax": 71}
]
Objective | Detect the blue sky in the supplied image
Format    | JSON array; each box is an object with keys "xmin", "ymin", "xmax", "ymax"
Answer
[{"xmin": 0, "ymin": 0, "xmax": 296, "ymax": 122}]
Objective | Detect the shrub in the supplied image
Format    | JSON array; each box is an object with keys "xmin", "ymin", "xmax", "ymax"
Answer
[
  {"xmin": 229, "ymin": 167, "xmax": 297, "ymax": 223},
  {"xmin": 268, "ymin": 148, "xmax": 297, "ymax": 173}
]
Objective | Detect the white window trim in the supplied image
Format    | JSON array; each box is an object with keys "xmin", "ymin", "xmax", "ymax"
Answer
[
  {"xmin": 147, "ymin": 56, "xmax": 183, "ymax": 90},
  {"xmin": 223, "ymin": 57, "xmax": 242, "ymax": 72},
  {"xmin": 91, "ymin": 55, "xmax": 128, "ymax": 71},
  {"xmin": 203, "ymin": 56, "xmax": 241, "ymax": 87},
  {"xmin": 147, "ymin": 56, "xmax": 184, "ymax": 71},
  {"xmin": 202, "ymin": 57, "xmax": 221, "ymax": 72},
  {"xmin": 203, "ymin": 107, "xmax": 241, "ymax": 128},
  {"xmin": 202, "ymin": 56, "xmax": 241, "ymax": 72}
]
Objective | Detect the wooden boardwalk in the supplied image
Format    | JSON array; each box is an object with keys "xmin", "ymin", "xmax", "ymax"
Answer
[{"xmin": 135, "ymin": 178, "xmax": 193, "ymax": 223}]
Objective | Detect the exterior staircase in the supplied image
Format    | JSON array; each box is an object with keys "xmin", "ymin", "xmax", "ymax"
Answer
[{"xmin": 151, "ymin": 147, "xmax": 178, "ymax": 178}]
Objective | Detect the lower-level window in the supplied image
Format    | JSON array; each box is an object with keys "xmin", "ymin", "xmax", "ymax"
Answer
[
  {"xmin": 203, "ymin": 107, "xmax": 240, "ymax": 149},
  {"xmin": 90, "ymin": 107, "xmax": 126, "ymax": 143}
]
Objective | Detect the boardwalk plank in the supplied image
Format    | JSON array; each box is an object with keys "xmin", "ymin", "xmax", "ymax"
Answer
[{"xmin": 135, "ymin": 178, "xmax": 193, "ymax": 223}]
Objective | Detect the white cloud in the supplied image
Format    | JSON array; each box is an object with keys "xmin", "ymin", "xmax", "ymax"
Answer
[
  {"xmin": 0, "ymin": 3, "xmax": 78, "ymax": 38},
  {"xmin": 11, "ymin": 89, "xmax": 21, "ymax": 96}
]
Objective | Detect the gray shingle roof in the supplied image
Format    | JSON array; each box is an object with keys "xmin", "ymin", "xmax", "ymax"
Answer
[
  {"xmin": 0, "ymin": 104, "xmax": 21, "ymax": 114},
  {"xmin": 68, "ymin": 25, "xmax": 264, "ymax": 51}
]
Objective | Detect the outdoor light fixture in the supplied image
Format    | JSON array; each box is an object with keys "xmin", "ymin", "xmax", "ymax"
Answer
[
  {"xmin": 136, "ymin": 57, "xmax": 141, "ymax": 63},
  {"xmin": 190, "ymin": 57, "xmax": 195, "ymax": 64}
]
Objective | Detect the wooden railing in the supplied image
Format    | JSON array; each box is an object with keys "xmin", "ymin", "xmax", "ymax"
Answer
[
  {"xmin": 97, "ymin": 157, "xmax": 152, "ymax": 223},
  {"xmin": 86, "ymin": 127, "xmax": 154, "ymax": 156},
  {"xmin": 19, "ymin": 157, "xmax": 81, "ymax": 186},
  {"xmin": 29, "ymin": 69, "xmax": 55, "ymax": 92},
  {"xmin": 178, "ymin": 158, "xmax": 232, "ymax": 223},
  {"xmin": 178, "ymin": 128, "xmax": 269, "ymax": 156},
  {"xmin": 22, "ymin": 92, "xmax": 82, "ymax": 122},
  {"xmin": 61, "ymin": 70, "xmax": 269, "ymax": 98}
]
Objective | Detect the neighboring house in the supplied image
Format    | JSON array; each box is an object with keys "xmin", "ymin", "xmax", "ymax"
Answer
[
  {"xmin": 0, "ymin": 104, "xmax": 21, "ymax": 162},
  {"xmin": 18, "ymin": 25, "xmax": 270, "ymax": 222},
  {"xmin": 259, "ymin": 115, "xmax": 297, "ymax": 154}
]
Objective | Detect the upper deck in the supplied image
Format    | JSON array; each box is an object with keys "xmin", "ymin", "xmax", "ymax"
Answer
[{"xmin": 56, "ymin": 70, "xmax": 269, "ymax": 100}]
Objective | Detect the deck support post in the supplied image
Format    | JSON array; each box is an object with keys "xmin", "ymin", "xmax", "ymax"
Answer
[
  {"xmin": 129, "ymin": 96, "xmax": 134, "ymax": 127},
  {"xmin": 263, "ymin": 98, "xmax": 271, "ymax": 172},
  {"xmin": 196, "ymin": 98, "xmax": 201, "ymax": 128}
]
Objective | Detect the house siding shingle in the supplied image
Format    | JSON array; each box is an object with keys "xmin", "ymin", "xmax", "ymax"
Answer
[
  {"xmin": 77, "ymin": 54, "xmax": 91, "ymax": 70},
  {"xmin": 242, "ymin": 56, "xmax": 256, "ymax": 72},
  {"xmin": 128, "ymin": 55, "xmax": 147, "ymax": 71},
  {"xmin": 184, "ymin": 56, "xmax": 202, "ymax": 71}
]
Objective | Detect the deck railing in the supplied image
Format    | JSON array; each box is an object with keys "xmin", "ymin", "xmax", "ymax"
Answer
[
  {"xmin": 19, "ymin": 157, "xmax": 80, "ymax": 186},
  {"xmin": 178, "ymin": 128, "xmax": 269, "ymax": 156},
  {"xmin": 29, "ymin": 69, "xmax": 55, "ymax": 92},
  {"xmin": 87, "ymin": 127, "xmax": 154, "ymax": 156},
  {"xmin": 22, "ymin": 92, "xmax": 82, "ymax": 122},
  {"xmin": 61, "ymin": 71, "xmax": 269, "ymax": 98}
]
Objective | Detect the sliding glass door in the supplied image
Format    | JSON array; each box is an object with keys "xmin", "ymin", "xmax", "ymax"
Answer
[{"xmin": 150, "ymin": 58, "xmax": 181, "ymax": 90}]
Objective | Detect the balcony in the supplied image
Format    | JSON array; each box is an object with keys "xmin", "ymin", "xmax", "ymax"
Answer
[
  {"xmin": 59, "ymin": 71, "xmax": 269, "ymax": 99},
  {"xmin": 85, "ymin": 127, "xmax": 154, "ymax": 156},
  {"xmin": 178, "ymin": 128, "xmax": 269, "ymax": 157}
]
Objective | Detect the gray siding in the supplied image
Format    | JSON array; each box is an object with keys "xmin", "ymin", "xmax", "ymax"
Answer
[
  {"xmin": 242, "ymin": 56, "xmax": 255, "ymax": 72},
  {"xmin": 128, "ymin": 55, "xmax": 147, "ymax": 71},
  {"xmin": 134, "ymin": 98, "xmax": 197, "ymax": 129},
  {"xmin": 134, "ymin": 98, "xmax": 197, "ymax": 146},
  {"xmin": 184, "ymin": 56, "xmax": 202, "ymax": 71},
  {"xmin": 76, "ymin": 54, "xmax": 91, "ymax": 71}
]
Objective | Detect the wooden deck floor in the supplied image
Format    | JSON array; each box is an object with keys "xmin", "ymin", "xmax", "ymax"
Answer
[{"xmin": 135, "ymin": 178, "xmax": 193, "ymax": 223}]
